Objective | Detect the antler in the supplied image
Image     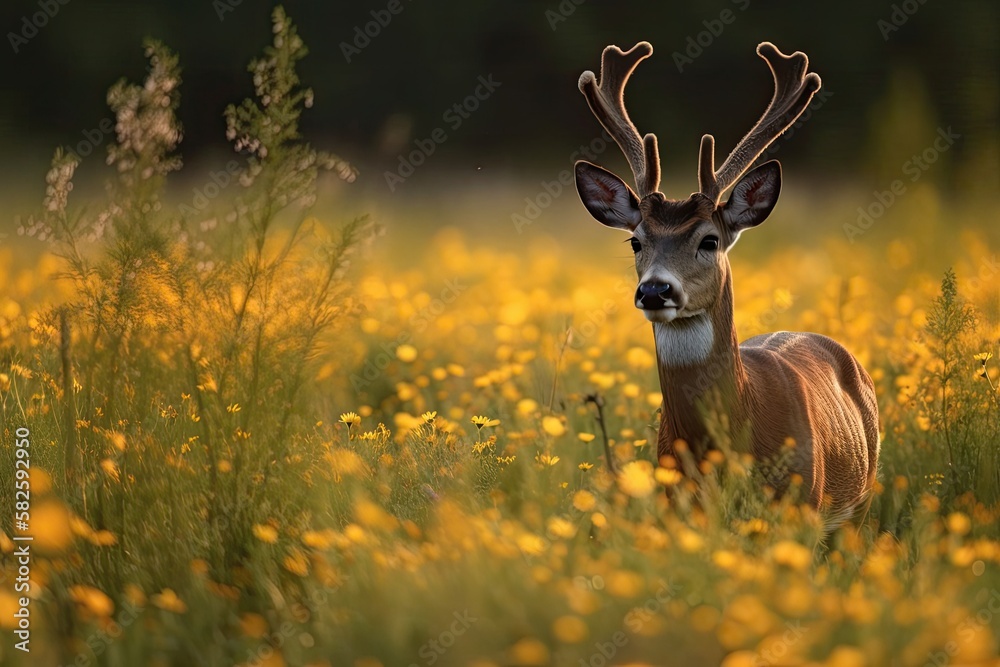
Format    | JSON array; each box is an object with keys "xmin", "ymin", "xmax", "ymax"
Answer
[
  {"xmin": 698, "ymin": 42, "xmax": 821, "ymax": 203},
  {"xmin": 578, "ymin": 42, "xmax": 661, "ymax": 198}
]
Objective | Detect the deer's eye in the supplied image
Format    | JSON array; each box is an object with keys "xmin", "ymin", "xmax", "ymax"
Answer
[
  {"xmin": 699, "ymin": 235, "xmax": 720, "ymax": 252},
  {"xmin": 630, "ymin": 238, "xmax": 642, "ymax": 253}
]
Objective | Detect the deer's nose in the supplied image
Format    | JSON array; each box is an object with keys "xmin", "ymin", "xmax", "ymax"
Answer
[{"xmin": 635, "ymin": 281, "xmax": 676, "ymax": 310}]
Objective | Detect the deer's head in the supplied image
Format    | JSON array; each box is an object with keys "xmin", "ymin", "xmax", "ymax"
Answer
[{"xmin": 575, "ymin": 42, "xmax": 820, "ymax": 326}]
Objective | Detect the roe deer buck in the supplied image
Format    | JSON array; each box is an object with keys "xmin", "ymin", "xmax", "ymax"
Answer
[{"xmin": 573, "ymin": 41, "xmax": 879, "ymax": 529}]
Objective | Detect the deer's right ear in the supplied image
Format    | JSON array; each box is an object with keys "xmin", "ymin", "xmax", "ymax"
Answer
[{"xmin": 575, "ymin": 161, "xmax": 642, "ymax": 231}]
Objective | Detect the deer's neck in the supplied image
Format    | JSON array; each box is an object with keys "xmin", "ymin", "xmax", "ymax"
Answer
[{"xmin": 653, "ymin": 273, "xmax": 751, "ymax": 463}]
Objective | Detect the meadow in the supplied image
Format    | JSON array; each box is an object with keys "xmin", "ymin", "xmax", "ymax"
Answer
[{"xmin": 1, "ymin": 7, "xmax": 1000, "ymax": 667}]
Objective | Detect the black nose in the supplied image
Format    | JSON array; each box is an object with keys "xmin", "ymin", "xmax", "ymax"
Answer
[{"xmin": 636, "ymin": 282, "xmax": 674, "ymax": 310}]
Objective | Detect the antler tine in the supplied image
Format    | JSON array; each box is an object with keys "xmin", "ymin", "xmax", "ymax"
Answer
[
  {"xmin": 699, "ymin": 42, "xmax": 822, "ymax": 203},
  {"xmin": 578, "ymin": 42, "xmax": 661, "ymax": 197}
]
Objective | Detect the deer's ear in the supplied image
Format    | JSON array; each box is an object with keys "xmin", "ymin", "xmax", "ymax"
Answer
[
  {"xmin": 720, "ymin": 161, "xmax": 781, "ymax": 232},
  {"xmin": 575, "ymin": 161, "xmax": 642, "ymax": 231}
]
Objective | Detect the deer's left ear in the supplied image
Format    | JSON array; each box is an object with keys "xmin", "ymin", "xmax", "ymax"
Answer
[{"xmin": 720, "ymin": 161, "xmax": 781, "ymax": 232}]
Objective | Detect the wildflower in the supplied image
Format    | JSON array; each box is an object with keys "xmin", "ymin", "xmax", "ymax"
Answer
[
  {"xmin": 552, "ymin": 615, "xmax": 589, "ymax": 643},
  {"xmin": 542, "ymin": 416, "xmax": 566, "ymax": 437},
  {"xmin": 946, "ymin": 512, "xmax": 971, "ymax": 536},
  {"xmin": 100, "ymin": 459, "xmax": 120, "ymax": 482},
  {"xmin": 339, "ymin": 412, "xmax": 361, "ymax": 427},
  {"xmin": 69, "ymin": 585, "xmax": 114, "ymax": 618},
  {"xmin": 283, "ymin": 548, "xmax": 310, "ymax": 576},
  {"xmin": 421, "ymin": 410, "xmax": 437, "ymax": 423},
  {"xmin": 577, "ymin": 432, "xmax": 596, "ymax": 443},
  {"xmin": 226, "ymin": 403, "xmax": 241, "ymax": 413},
  {"xmin": 974, "ymin": 351, "xmax": 993, "ymax": 365},
  {"xmin": 88, "ymin": 530, "xmax": 118, "ymax": 547},
  {"xmin": 252, "ymin": 524, "xmax": 279, "ymax": 544},
  {"xmin": 617, "ymin": 460, "xmax": 656, "ymax": 498},
  {"xmin": 151, "ymin": 588, "xmax": 187, "ymax": 614},
  {"xmin": 546, "ymin": 516, "xmax": 577, "ymax": 539},
  {"xmin": 240, "ymin": 612, "xmax": 269, "ymax": 638},
  {"xmin": 30, "ymin": 500, "xmax": 74, "ymax": 552},
  {"xmin": 655, "ymin": 467, "xmax": 682, "ymax": 486},
  {"xmin": 626, "ymin": 346, "xmax": 655, "ymax": 369},
  {"xmin": 572, "ymin": 490, "xmax": 596, "ymax": 512},
  {"xmin": 578, "ymin": 462, "xmax": 594, "ymax": 471},
  {"xmin": 517, "ymin": 398, "xmax": 538, "ymax": 415},
  {"xmin": 771, "ymin": 540, "xmax": 813, "ymax": 571},
  {"xmin": 508, "ymin": 638, "xmax": 549, "ymax": 666},
  {"xmin": 396, "ymin": 344, "xmax": 418, "ymax": 362},
  {"xmin": 535, "ymin": 452, "xmax": 560, "ymax": 467},
  {"xmin": 471, "ymin": 415, "xmax": 500, "ymax": 429}
]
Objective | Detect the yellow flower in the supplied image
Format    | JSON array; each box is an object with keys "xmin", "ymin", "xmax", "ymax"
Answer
[
  {"xmin": 226, "ymin": 403, "xmax": 241, "ymax": 413},
  {"xmin": 396, "ymin": 344, "xmax": 418, "ymax": 362},
  {"xmin": 946, "ymin": 512, "xmax": 971, "ymax": 536},
  {"xmin": 655, "ymin": 467, "xmax": 683, "ymax": 486},
  {"xmin": 31, "ymin": 500, "xmax": 74, "ymax": 552},
  {"xmin": 546, "ymin": 516, "xmax": 577, "ymax": 539},
  {"xmin": 626, "ymin": 346, "xmax": 655, "ymax": 369},
  {"xmin": 535, "ymin": 452, "xmax": 560, "ymax": 467},
  {"xmin": 542, "ymin": 416, "xmax": 566, "ymax": 437},
  {"xmin": 339, "ymin": 412, "xmax": 361, "ymax": 427},
  {"xmin": 577, "ymin": 432, "xmax": 596, "ymax": 443},
  {"xmin": 151, "ymin": 588, "xmax": 187, "ymax": 614},
  {"xmin": 578, "ymin": 462, "xmax": 594, "ymax": 471},
  {"xmin": 252, "ymin": 523, "xmax": 279, "ymax": 544},
  {"xmin": 617, "ymin": 460, "xmax": 656, "ymax": 498},
  {"xmin": 283, "ymin": 548, "xmax": 310, "ymax": 576},
  {"xmin": 771, "ymin": 540, "xmax": 813, "ymax": 571},
  {"xmin": 240, "ymin": 612, "xmax": 269, "ymax": 638},
  {"xmin": 471, "ymin": 415, "xmax": 500, "ymax": 429},
  {"xmin": 974, "ymin": 351, "xmax": 993, "ymax": 365},
  {"xmin": 421, "ymin": 410, "xmax": 438, "ymax": 423},
  {"xmin": 508, "ymin": 638, "xmax": 549, "ymax": 666},
  {"xmin": 572, "ymin": 490, "xmax": 597, "ymax": 512},
  {"xmin": 517, "ymin": 398, "xmax": 538, "ymax": 415},
  {"xmin": 69, "ymin": 585, "xmax": 114, "ymax": 618},
  {"xmin": 552, "ymin": 615, "xmax": 589, "ymax": 643},
  {"xmin": 100, "ymin": 459, "xmax": 120, "ymax": 482}
]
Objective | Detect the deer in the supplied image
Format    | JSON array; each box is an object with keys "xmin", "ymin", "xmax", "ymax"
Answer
[{"xmin": 573, "ymin": 41, "xmax": 879, "ymax": 530}]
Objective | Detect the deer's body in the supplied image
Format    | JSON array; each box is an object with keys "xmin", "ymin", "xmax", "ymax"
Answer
[{"xmin": 573, "ymin": 41, "xmax": 879, "ymax": 528}]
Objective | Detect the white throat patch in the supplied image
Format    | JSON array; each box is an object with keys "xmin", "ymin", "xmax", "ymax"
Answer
[{"xmin": 653, "ymin": 314, "xmax": 714, "ymax": 367}]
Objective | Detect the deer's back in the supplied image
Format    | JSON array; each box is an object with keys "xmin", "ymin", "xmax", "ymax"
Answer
[{"xmin": 739, "ymin": 331, "xmax": 879, "ymax": 512}]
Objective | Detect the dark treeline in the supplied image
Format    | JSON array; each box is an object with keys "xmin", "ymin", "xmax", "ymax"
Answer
[{"xmin": 0, "ymin": 0, "xmax": 996, "ymax": 192}]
